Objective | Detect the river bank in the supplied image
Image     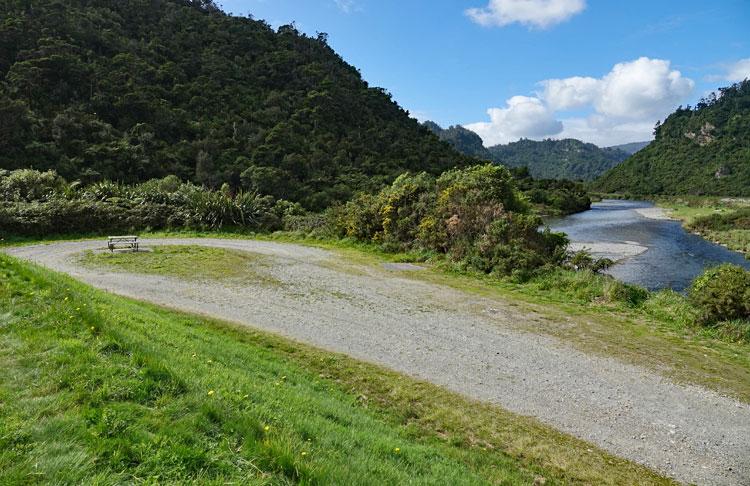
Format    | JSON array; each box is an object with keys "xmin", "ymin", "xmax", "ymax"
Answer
[
  {"xmin": 654, "ymin": 197, "xmax": 750, "ymax": 257},
  {"xmin": 548, "ymin": 199, "xmax": 750, "ymax": 291}
]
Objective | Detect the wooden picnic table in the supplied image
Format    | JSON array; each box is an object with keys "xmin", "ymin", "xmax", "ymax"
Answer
[{"xmin": 108, "ymin": 235, "xmax": 139, "ymax": 252}]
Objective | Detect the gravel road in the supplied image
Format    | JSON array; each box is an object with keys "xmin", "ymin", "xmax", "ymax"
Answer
[{"xmin": 6, "ymin": 238, "xmax": 750, "ymax": 485}]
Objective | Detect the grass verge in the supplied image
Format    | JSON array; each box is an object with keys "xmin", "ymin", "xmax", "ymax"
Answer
[
  {"xmin": 0, "ymin": 254, "xmax": 669, "ymax": 484},
  {"xmin": 78, "ymin": 245, "xmax": 283, "ymax": 286}
]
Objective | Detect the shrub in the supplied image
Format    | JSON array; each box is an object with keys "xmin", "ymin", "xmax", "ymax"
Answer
[
  {"xmin": 566, "ymin": 250, "xmax": 614, "ymax": 273},
  {"xmin": 689, "ymin": 265, "xmax": 750, "ymax": 324},
  {"xmin": 333, "ymin": 164, "xmax": 568, "ymax": 276},
  {"xmin": 379, "ymin": 172, "xmax": 436, "ymax": 247},
  {"xmin": 0, "ymin": 169, "xmax": 66, "ymax": 202},
  {"xmin": 333, "ymin": 193, "xmax": 382, "ymax": 241}
]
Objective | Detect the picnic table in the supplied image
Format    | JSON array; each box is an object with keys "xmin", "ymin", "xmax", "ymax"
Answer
[{"xmin": 108, "ymin": 235, "xmax": 139, "ymax": 252}]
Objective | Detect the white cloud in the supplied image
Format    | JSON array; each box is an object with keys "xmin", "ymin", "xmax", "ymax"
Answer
[
  {"xmin": 467, "ymin": 57, "xmax": 694, "ymax": 146},
  {"xmin": 716, "ymin": 58, "xmax": 750, "ymax": 82},
  {"xmin": 594, "ymin": 57, "xmax": 694, "ymax": 119},
  {"xmin": 466, "ymin": 0, "xmax": 586, "ymax": 29},
  {"xmin": 557, "ymin": 117, "xmax": 656, "ymax": 147},
  {"xmin": 333, "ymin": 0, "xmax": 358, "ymax": 13},
  {"xmin": 540, "ymin": 57, "xmax": 693, "ymax": 120},
  {"xmin": 538, "ymin": 76, "xmax": 599, "ymax": 110},
  {"xmin": 465, "ymin": 96, "xmax": 563, "ymax": 145}
]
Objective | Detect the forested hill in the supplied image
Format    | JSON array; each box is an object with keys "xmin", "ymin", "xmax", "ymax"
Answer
[
  {"xmin": 424, "ymin": 122, "xmax": 629, "ymax": 181},
  {"xmin": 486, "ymin": 139, "xmax": 629, "ymax": 181},
  {"xmin": 595, "ymin": 81, "xmax": 750, "ymax": 196},
  {"xmin": 0, "ymin": 0, "xmax": 471, "ymax": 209},
  {"xmin": 422, "ymin": 122, "xmax": 490, "ymax": 158}
]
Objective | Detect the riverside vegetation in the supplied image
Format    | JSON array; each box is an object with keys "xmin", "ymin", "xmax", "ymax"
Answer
[
  {"xmin": 656, "ymin": 196, "xmax": 750, "ymax": 256},
  {"xmin": 2, "ymin": 167, "xmax": 748, "ymax": 342}
]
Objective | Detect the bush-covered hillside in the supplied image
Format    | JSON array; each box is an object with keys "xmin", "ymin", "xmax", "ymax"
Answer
[
  {"xmin": 0, "ymin": 0, "xmax": 471, "ymax": 209},
  {"xmin": 486, "ymin": 138, "xmax": 629, "ymax": 181},
  {"xmin": 423, "ymin": 122, "xmax": 490, "ymax": 158},
  {"xmin": 595, "ymin": 81, "xmax": 750, "ymax": 196},
  {"xmin": 423, "ymin": 123, "xmax": 629, "ymax": 181}
]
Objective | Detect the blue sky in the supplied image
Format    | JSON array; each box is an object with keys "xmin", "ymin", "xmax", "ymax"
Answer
[{"xmin": 217, "ymin": 0, "xmax": 749, "ymax": 146}]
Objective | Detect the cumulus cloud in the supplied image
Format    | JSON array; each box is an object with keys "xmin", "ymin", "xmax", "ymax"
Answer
[
  {"xmin": 466, "ymin": 57, "xmax": 694, "ymax": 146},
  {"xmin": 466, "ymin": 0, "xmax": 586, "ymax": 29},
  {"xmin": 540, "ymin": 57, "xmax": 693, "ymax": 119},
  {"xmin": 465, "ymin": 96, "xmax": 563, "ymax": 146},
  {"xmin": 712, "ymin": 58, "xmax": 750, "ymax": 82},
  {"xmin": 538, "ymin": 76, "xmax": 599, "ymax": 110},
  {"xmin": 594, "ymin": 57, "xmax": 694, "ymax": 119}
]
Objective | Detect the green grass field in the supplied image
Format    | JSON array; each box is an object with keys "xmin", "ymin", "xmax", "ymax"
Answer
[{"xmin": 0, "ymin": 253, "xmax": 671, "ymax": 485}]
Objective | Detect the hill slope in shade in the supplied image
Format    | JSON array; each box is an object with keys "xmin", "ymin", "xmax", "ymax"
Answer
[
  {"xmin": 0, "ymin": 0, "xmax": 470, "ymax": 209},
  {"xmin": 424, "ymin": 122, "xmax": 630, "ymax": 181},
  {"xmin": 595, "ymin": 81, "xmax": 750, "ymax": 196}
]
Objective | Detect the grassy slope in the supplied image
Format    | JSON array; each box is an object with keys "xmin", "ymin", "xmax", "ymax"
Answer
[
  {"xmin": 0, "ymin": 254, "xmax": 670, "ymax": 485},
  {"xmin": 655, "ymin": 197, "xmax": 750, "ymax": 255}
]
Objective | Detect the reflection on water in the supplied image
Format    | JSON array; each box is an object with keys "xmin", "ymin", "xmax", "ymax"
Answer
[{"xmin": 548, "ymin": 200, "xmax": 750, "ymax": 291}]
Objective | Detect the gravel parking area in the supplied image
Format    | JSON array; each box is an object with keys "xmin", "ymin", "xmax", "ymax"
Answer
[{"xmin": 6, "ymin": 238, "xmax": 750, "ymax": 485}]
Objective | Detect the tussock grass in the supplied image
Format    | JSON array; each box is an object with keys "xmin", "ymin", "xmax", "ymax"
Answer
[{"xmin": 0, "ymin": 255, "xmax": 670, "ymax": 484}]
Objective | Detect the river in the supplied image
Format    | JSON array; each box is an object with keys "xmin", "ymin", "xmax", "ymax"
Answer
[{"xmin": 548, "ymin": 199, "xmax": 750, "ymax": 291}]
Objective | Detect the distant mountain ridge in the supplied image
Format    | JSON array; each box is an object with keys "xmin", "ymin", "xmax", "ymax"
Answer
[
  {"xmin": 607, "ymin": 141, "xmax": 650, "ymax": 155},
  {"xmin": 595, "ymin": 81, "xmax": 750, "ymax": 196},
  {"xmin": 424, "ymin": 122, "xmax": 630, "ymax": 181}
]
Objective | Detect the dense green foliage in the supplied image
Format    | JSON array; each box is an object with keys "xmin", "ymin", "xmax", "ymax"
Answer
[
  {"xmin": 511, "ymin": 167, "xmax": 592, "ymax": 216},
  {"xmin": 0, "ymin": 169, "xmax": 298, "ymax": 235},
  {"xmin": 423, "ymin": 123, "xmax": 593, "ymax": 214},
  {"xmin": 424, "ymin": 122, "xmax": 630, "ymax": 181},
  {"xmin": 689, "ymin": 207, "xmax": 750, "ymax": 233},
  {"xmin": 333, "ymin": 164, "xmax": 568, "ymax": 277},
  {"xmin": 486, "ymin": 138, "xmax": 629, "ymax": 181},
  {"xmin": 423, "ymin": 121, "xmax": 489, "ymax": 158},
  {"xmin": 689, "ymin": 265, "xmax": 750, "ymax": 324},
  {"xmin": 0, "ymin": 0, "xmax": 470, "ymax": 210},
  {"xmin": 596, "ymin": 81, "xmax": 750, "ymax": 196}
]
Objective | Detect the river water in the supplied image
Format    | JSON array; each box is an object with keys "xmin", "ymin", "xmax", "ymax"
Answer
[{"xmin": 548, "ymin": 199, "xmax": 750, "ymax": 291}]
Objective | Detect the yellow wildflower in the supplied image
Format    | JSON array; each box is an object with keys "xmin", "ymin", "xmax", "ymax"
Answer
[{"xmin": 208, "ymin": 390, "xmax": 215, "ymax": 396}]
